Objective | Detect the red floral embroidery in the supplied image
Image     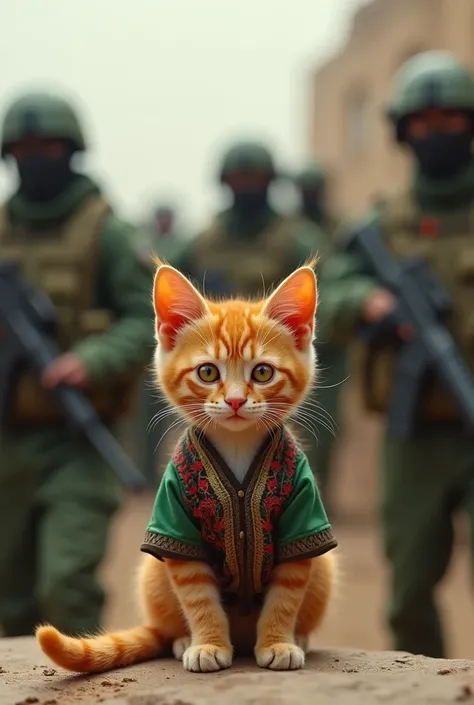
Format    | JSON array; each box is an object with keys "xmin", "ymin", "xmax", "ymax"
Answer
[
  {"xmin": 259, "ymin": 432, "xmax": 298, "ymax": 584},
  {"xmin": 173, "ymin": 429, "xmax": 298, "ymax": 591},
  {"xmin": 173, "ymin": 439, "xmax": 233, "ymax": 586}
]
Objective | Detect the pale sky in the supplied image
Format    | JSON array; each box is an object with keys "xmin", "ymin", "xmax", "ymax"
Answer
[{"xmin": 0, "ymin": 0, "xmax": 366, "ymax": 231}]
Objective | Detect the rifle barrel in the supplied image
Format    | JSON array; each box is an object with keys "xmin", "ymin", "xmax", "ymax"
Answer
[{"xmin": 0, "ymin": 270, "xmax": 146, "ymax": 489}]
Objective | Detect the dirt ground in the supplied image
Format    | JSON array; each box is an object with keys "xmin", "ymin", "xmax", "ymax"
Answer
[
  {"xmin": 2, "ymin": 639, "xmax": 474, "ymax": 705},
  {"xmin": 2, "ymin": 381, "xmax": 474, "ymax": 704}
]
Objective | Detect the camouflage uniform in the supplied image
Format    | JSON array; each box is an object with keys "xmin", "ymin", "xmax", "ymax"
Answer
[
  {"xmin": 323, "ymin": 51, "xmax": 474, "ymax": 657},
  {"xmin": 136, "ymin": 203, "xmax": 186, "ymax": 267},
  {"xmin": 173, "ymin": 141, "xmax": 333, "ymax": 479},
  {"xmin": 0, "ymin": 91, "xmax": 154, "ymax": 636},
  {"xmin": 294, "ymin": 163, "xmax": 347, "ymax": 499}
]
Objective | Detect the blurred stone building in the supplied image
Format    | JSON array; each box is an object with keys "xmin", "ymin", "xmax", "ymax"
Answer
[{"xmin": 310, "ymin": 0, "xmax": 474, "ymax": 219}]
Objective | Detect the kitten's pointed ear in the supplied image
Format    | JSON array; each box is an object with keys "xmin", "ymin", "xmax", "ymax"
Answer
[
  {"xmin": 153, "ymin": 264, "xmax": 207, "ymax": 351},
  {"xmin": 263, "ymin": 266, "xmax": 317, "ymax": 349}
]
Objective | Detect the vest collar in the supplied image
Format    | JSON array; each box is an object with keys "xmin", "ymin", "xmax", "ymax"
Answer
[
  {"xmin": 219, "ymin": 206, "xmax": 279, "ymax": 238},
  {"xmin": 412, "ymin": 159, "xmax": 474, "ymax": 213},
  {"xmin": 6, "ymin": 174, "xmax": 102, "ymax": 228}
]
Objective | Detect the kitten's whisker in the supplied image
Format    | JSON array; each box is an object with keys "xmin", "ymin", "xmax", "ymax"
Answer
[
  {"xmin": 257, "ymin": 318, "xmax": 281, "ymax": 347},
  {"xmin": 147, "ymin": 409, "xmax": 180, "ymax": 433},
  {"xmin": 313, "ymin": 375, "xmax": 350, "ymax": 390},
  {"xmin": 286, "ymin": 417, "xmax": 320, "ymax": 443},
  {"xmin": 297, "ymin": 397, "xmax": 338, "ymax": 423},
  {"xmin": 292, "ymin": 409, "xmax": 328, "ymax": 428},
  {"xmin": 153, "ymin": 416, "xmax": 188, "ymax": 454},
  {"xmin": 260, "ymin": 330, "xmax": 285, "ymax": 349},
  {"xmin": 147, "ymin": 402, "xmax": 206, "ymax": 432},
  {"xmin": 190, "ymin": 326, "xmax": 212, "ymax": 349},
  {"xmin": 293, "ymin": 411, "xmax": 336, "ymax": 437},
  {"xmin": 298, "ymin": 404, "xmax": 338, "ymax": 434},
  {"xmin": 263, "ymin": 405, "xmax": 330, "ymax": 442},
  {"xmin": 259, "ymin": 413, "xmax": 278, "ymax": 440},
  {"xmin": 260, "ymin": 271, "xmax": 267, "ymax": 300},
  {"xmin": 292, "ymin": 405, "xmax": 337, "ymax": 431}
]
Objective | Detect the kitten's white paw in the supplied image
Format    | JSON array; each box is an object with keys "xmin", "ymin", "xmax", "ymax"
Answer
[
  {"xmin": 172, "ymin": 635, "xmax": 191, "ymax": 660},
  {"xmin": 183, "ymin": 644, "xmax": 233, "ymax": 673},
  {"xmin": 255, "ymin": 643, "xmax": 305, "ymax": 670},
  {"xmin": 295, "ymin": 634, "xmax": 309, "ymax": 652}
]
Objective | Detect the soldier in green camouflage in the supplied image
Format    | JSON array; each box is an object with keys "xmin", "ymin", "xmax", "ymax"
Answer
[
  {"xmin": 295, "ymin": 162, "xmax": 339, "ymax": 234},
  {"xmin": 137, "ymin": 203, "xmax": 185, "ymax": 267},
  {"xmin": 0, "ymin": 90, "xmax": 154, "ymax": 636},
  {"xmin": 173, "ymin": 140, "xmax": 335, "ymax": 478},
  {"xmin": 323, "ymin": 51, "xmax": 474, "ymax": 657},
  {"xmin": 294, "ymin": 162, "xmax": 347, "ymax": 500}
]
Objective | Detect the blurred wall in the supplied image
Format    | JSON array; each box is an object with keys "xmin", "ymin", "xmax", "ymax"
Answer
[{"xmin": 310, "ymin": 0, "xmax": 474, "ymax": 219}]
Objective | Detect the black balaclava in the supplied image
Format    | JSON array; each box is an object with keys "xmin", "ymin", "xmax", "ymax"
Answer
[
  {"xmin": 402, "ymin": 117, "xmax": 474, "ymax": 180},
  {"xmin": 15, "ymin": 142, "xmax": 76, "ymax": 202},
  {"xmin": 232, "ymin": 187, "xmax": 269, "ymax": 215},
  {"xmin": 301, "ymin": 188, "xmax": 324, "ymax": 224},
  {"xmin": 227, "ymin": 171, "xmax": 270, "ymax": 216}
]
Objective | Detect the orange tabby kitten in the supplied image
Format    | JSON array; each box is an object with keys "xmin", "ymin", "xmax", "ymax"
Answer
[{"xmin": 36, "ymin": 259, "xmax": 337, "ymax": 674}]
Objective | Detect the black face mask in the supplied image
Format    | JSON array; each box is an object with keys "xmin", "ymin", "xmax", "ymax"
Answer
[
  {"xmin": 301, "ymin": 192, "xmax": 324, "ymax": 223},
  {"xmin": 16, "ymin": 154, "xmax": 75, "ymax": 202},
  {"xmin": 408, "ymin": 131, "xmax": 473, "ymax": 180},
  {"xmin": 232, "ymin": 189, "xmax": 268, "ymax": 215}
]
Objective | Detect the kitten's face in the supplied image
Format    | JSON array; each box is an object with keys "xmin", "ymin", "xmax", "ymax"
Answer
[{"xmin": 153, "ymin": 261, "xmax": 318, "ymax": 433}]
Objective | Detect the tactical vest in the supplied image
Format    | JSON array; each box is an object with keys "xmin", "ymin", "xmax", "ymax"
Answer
[
  {"xmin": 361, "ymin": 191, "xmax": 474, "ymax": 422},
  {"xmin": 193, "ymin": 215, "xmax": 308, "ymax": 298},
  {"xmin": 0, "ymin": 196, "xmax": 138, "ymax": 424}
]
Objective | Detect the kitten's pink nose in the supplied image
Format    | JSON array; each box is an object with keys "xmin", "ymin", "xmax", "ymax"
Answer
[{"xmin": 225, "ymin": 397, "xmax": 246, "ymax": 411}]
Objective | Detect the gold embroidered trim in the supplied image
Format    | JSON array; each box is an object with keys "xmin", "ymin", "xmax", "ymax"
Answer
[
  {"xmin": 190, "ymin": 429, "xmax": 240, "ymax": 591},
  {"xmin": 250, "ymin": 430, "xmax": 282, "ymax": 593},
  {"xmin": 141, "ymin": 530, "xmax": 207, "ymax": 560},
  {"xmin": 277, "ymin": 528, "xmax": 337, "ymax": 562}
]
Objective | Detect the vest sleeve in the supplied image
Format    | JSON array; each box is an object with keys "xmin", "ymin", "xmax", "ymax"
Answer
[
  {"xmin": 141, "ymin": 461, "xmax": 208, "ymax": 562},
  {"xmin": 276, "ymin": 452, "xmax": 337, "ymax": 562}
]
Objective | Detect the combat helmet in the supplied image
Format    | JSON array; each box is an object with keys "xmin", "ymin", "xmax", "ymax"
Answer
[
  {"xmin": 218, "ymin": 141, "xmax": 276, "ymax": 183},
  {"xmin": 294, "ymin": 162, "xmax": 326, "ymax": 190},
  {"xmin": 1, "ymin": 90, "xmax": 86, "ymax": 157},
  {"xmin": 386, "ymin": 50, "xmax": 474, "ymax": 142}
]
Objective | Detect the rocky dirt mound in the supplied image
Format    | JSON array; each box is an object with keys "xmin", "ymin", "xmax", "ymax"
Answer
[{"xmin": 1, "ymin": 638, "xmax": 474, "ymax": 704}]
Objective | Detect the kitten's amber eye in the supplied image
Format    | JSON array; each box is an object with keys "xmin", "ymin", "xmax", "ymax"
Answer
[
  {"xmin": 197, "ymin": 363, "xmax": 220, "ymax": 383},
  {"xmin": 251, "ymin": 364, "xmax": 274, "ymax": 383}
]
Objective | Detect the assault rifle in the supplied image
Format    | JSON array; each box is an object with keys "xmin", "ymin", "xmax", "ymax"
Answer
[
  {"xmin": 0, "ymin": 261, "xmax": 146, "ymax": 489},
  {"xmin": 342, "ymin": 224, "xmax": 474, "ymax": 437}
]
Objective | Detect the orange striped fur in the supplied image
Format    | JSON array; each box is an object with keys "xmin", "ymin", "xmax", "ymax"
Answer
[{"xmin": 36, "ymin": 260, "xmax": 336, "ymax": 673}]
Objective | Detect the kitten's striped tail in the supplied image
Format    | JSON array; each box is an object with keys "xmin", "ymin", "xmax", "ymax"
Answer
[{"xmin": 35, "ymin": 624, "xmax": 164, "ymax": 673}]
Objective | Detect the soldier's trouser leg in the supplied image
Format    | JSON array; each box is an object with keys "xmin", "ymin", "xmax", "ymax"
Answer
[
  {"xmin": 35, "ymin": 438, "xmax": 123, "ymax": 635},
  {"xmin": 0, "ymin": 428, "xmax": 122, "ymax": 636},
  {"xmin": 381, "ymin": 431, "xmax": 464, "ymax": 658},
  {"xmin": 462, "ymin": 453, "xmax": 474, "ymax": 606},
  {"xmin": 304, "ymin": 346, "xmax": 347, "ymax": 497},
  {"xmin": 0, "ymin": 442, "xmax": 40, "ymax": 636}
]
